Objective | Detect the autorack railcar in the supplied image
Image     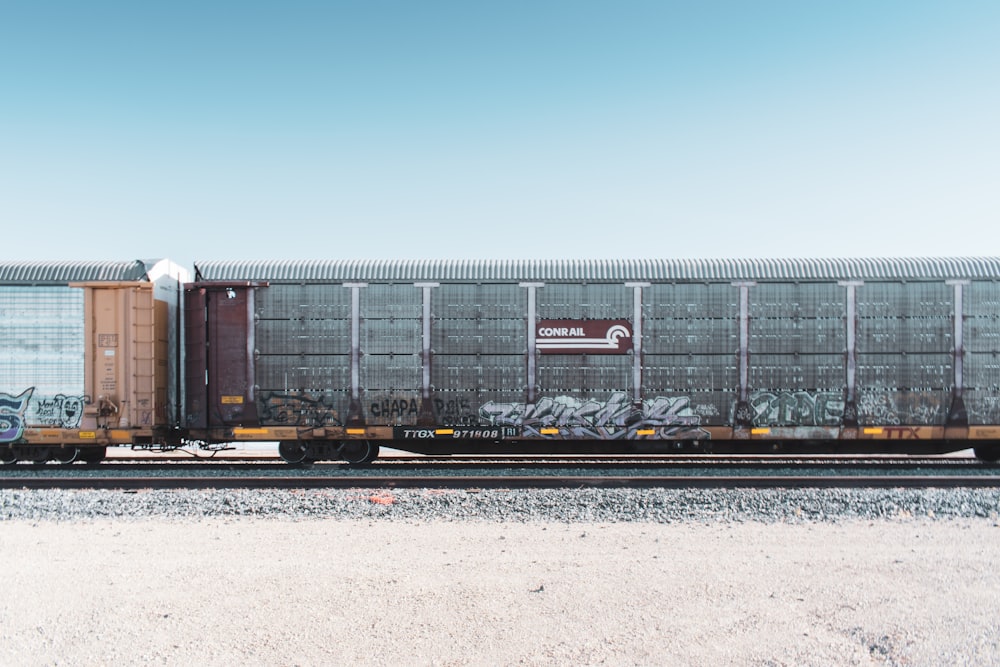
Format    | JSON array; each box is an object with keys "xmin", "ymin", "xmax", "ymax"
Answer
[
  {"xmin": 0, "ymin": 260, "xmax": 187, "ymax": 464},
  {"xmin": 183, "ymin": 257, "xmax": 1000, "ymax": 463}
]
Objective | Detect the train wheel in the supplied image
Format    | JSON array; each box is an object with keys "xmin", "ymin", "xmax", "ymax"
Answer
[
  {"xmin": 79, "ymin": 447, "xmax": 107, "ymax": 465},
  {"xmin": 0, "ymin": 445, "xmax": 15, "ymax": 465},
  {"xmin": 340, "ymin": 440, "xmax": 380, "ymax": 465},
  {"xmin": 278, "ymin": 440, "xmax": 311, "ymax": 465},
  {"xmin": 53, "ymin": 447, "xmax": 80, "ymax": 464},
  {"xmin": 974, "ymin": 446, "xmax": 1000, "ymax": 463},
  {"xmin": 25, "ymin": 447, "xmax": 52, "ymax": 464}
]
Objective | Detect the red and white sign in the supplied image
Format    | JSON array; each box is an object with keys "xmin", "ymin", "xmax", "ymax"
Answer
[{"xmin": 536, "ymin": 319, "xmax": 633, "ymax": 354}]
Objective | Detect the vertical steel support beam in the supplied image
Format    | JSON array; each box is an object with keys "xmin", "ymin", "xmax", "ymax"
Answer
[
  {"xmin": 949, "ymin": 281, "xmax": 967, "ymax": 396},
  {"xmin": 840, "ymin": 281, "xmax": 862, "ymax": 429},
  {"xmin": 947, "ymin": 280, "xmax": 969, "ymax": 430},
  {"xmin": 737, "ymin": 283, "xmax": 751, "ymax": 403},
  {"xmin": 521, "ymin": 282, "xmax": 543, "ymax": 404},
  {"xmin": 344, "ymin": 283, "xmax": 367, "ymax": 426},
  {"xmin": 415, "ymin": 282, "xmax": 439, "ymax": 425},
  {"xmin": 244, "ymin": 286, "xmax": 256, "ymax": 414},
  {"xmin": 121, "ymin": 287, "xmax": 133, "ymax": 428},
  {"xmin": 732, "ymin": 282, "xmax": 755, "ymax": 433},
  {"xmin": 174, "ymin": 277, "xmax": 184, "ymax": 431},
  {"xmin": 626, "ymin": 282, "xmax": 650, "ymax": 405}
]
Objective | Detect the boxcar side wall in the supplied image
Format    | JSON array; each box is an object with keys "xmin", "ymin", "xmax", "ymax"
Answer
[
  {"xmin": 2, "ymin": 281, "xmax": 178, "ymax": 459},
  {"xmin": 0, "ymin": 285, "xmax": 85, "ymax": 434},
  {"xmin": 186, "ymin": 272, "xmax": 1000, "ymax": 457}
]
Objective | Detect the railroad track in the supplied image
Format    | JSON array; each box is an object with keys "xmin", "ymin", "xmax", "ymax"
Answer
[{"xmin": 2, "ymin": 457, "xmax": 999, "ymax": 490}]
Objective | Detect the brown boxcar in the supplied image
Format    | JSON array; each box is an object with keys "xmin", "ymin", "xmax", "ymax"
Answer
[{"xmin": 0, "ymin": 260, "xmax": 187, "ymax": 464}]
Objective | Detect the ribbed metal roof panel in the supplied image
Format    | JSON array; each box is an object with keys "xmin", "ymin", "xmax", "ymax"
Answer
[
  {"xmin": 193, "ymin": 257, "xmax": 1000, "ymax": 283},
  {"xmin": 0, "ymin": 260, "xmax": 153, "ymax": 284}
]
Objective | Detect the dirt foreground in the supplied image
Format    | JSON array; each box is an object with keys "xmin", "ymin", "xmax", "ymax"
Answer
[{"xmin": 1, "ymin": 518, "xmax": 999, "ymax": 666}]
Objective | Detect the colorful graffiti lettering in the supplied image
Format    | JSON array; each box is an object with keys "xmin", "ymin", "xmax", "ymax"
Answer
[
  {"xmin": 480, "ymin": 391, "xmax": 710, "ymax": 440},
  {"xmin": 0, "ymin": 389, "xmax": 34, "ymax": 443}
]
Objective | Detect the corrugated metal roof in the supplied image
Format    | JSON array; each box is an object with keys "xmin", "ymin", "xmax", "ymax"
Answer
[
  {"xmin": 0, "ymin": 260, "xmax": 153, "ymax": 284},
  {"xmin": 194, "ymin": 257, "xmax": 1000, "ymax": 283}
]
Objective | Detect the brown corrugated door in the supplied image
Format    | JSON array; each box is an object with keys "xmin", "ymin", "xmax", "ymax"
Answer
[
  {"xmin": 80, "ymin": 283, "xmax": 165, "ymax": 431},
  {"xmin": 184, "ymin": 284, "xmax": 258, "ymax": 430},
  {"xmin": 184, "ymin": 286, "xmax": 209, "ymax": 429}
]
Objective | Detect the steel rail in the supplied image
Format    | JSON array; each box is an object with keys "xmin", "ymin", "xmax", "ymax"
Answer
[
  {"xmin": 69, "ymin": 458, "xmax": 993, "ymax": 472},
  {"xmin": 104, "ymin": 454, "xmax": 981, "ymax": 465},
  {"xmin": 4, "ymin": 475, "xmax": 1000, "ymax": 491}
]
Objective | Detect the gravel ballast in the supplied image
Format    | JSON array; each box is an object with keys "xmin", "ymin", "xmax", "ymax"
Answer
[
  {"xmin": 3, "ymin": 486, "xmax": 1000, "ymax": 522},
  {"xmin": 2, "ymin": 487, "xmax": 1000, "ymax": 666}
]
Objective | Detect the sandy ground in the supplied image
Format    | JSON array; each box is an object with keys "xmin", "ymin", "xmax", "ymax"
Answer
[{"xmin": 1, "ymin": 518, "xmax": 999, "ymax": 666}]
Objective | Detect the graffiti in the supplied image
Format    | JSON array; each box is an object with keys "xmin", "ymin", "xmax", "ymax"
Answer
[
  {"xmin": 967, "ymin": 396, "xmax": 1000, "ymax": 423},
  {"xmin": 748, "ymin": 391, "xmax": 844, "ymax": 426},
  {"xmin": 858, "ymin": 393, "xmax": 901, "ymax": 425},
  {"xmin": 0, "ymin": 389, "xmax": 33, "ymax": 443},
  {"xmin": 856, "ymin": 392, "xmax": 945, "ymax": 426},
  {"xmin": 907, "ymin": 404, "xmax": 939, "ymax": 424},
  {"xmin": 743, "ymin": 390, "xmax": 952, "ymax": 428},
  {"xmin": 34, "ymin": 394, "xmax": 85, "ymax": 428},
  {"xmin": 434, "ymin": 397, "xmax": 477, "ymax": 424},
  {"xmin": 480, "ymin": 391, "xmax": 709, "ymax": 440},
  {"xmin": 692, "ymin": 403, "xmax": 720, "ymax": 418},
  {"xmin": 370, "ymin": 398, "xmax": 419, "ymax": 420},
  {"xmin": 364, "ymin": 395, "xmax": 480, "ymax": 424},
  {"xmin": 733, "ymin": 403, "xmax": 754, "ymax": 424},
  {"xmin": 258, "ymin": 392, "xmax": 343, "ymax": 427}
]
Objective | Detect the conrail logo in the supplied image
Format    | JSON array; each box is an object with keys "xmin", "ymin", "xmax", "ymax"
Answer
[{"xmin": 536, "ymin": 319, "xmax": 633, "ymax": 355}]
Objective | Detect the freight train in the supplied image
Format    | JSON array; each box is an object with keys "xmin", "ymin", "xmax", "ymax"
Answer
[{"xmin": 3, "ymin": 257, "xmax": 1000, "ymax": 465}]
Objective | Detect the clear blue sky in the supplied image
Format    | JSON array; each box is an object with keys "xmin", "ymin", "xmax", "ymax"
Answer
[{"xmin": 2, "ymin": 1, "xmax": 998, "ymax": 271}]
